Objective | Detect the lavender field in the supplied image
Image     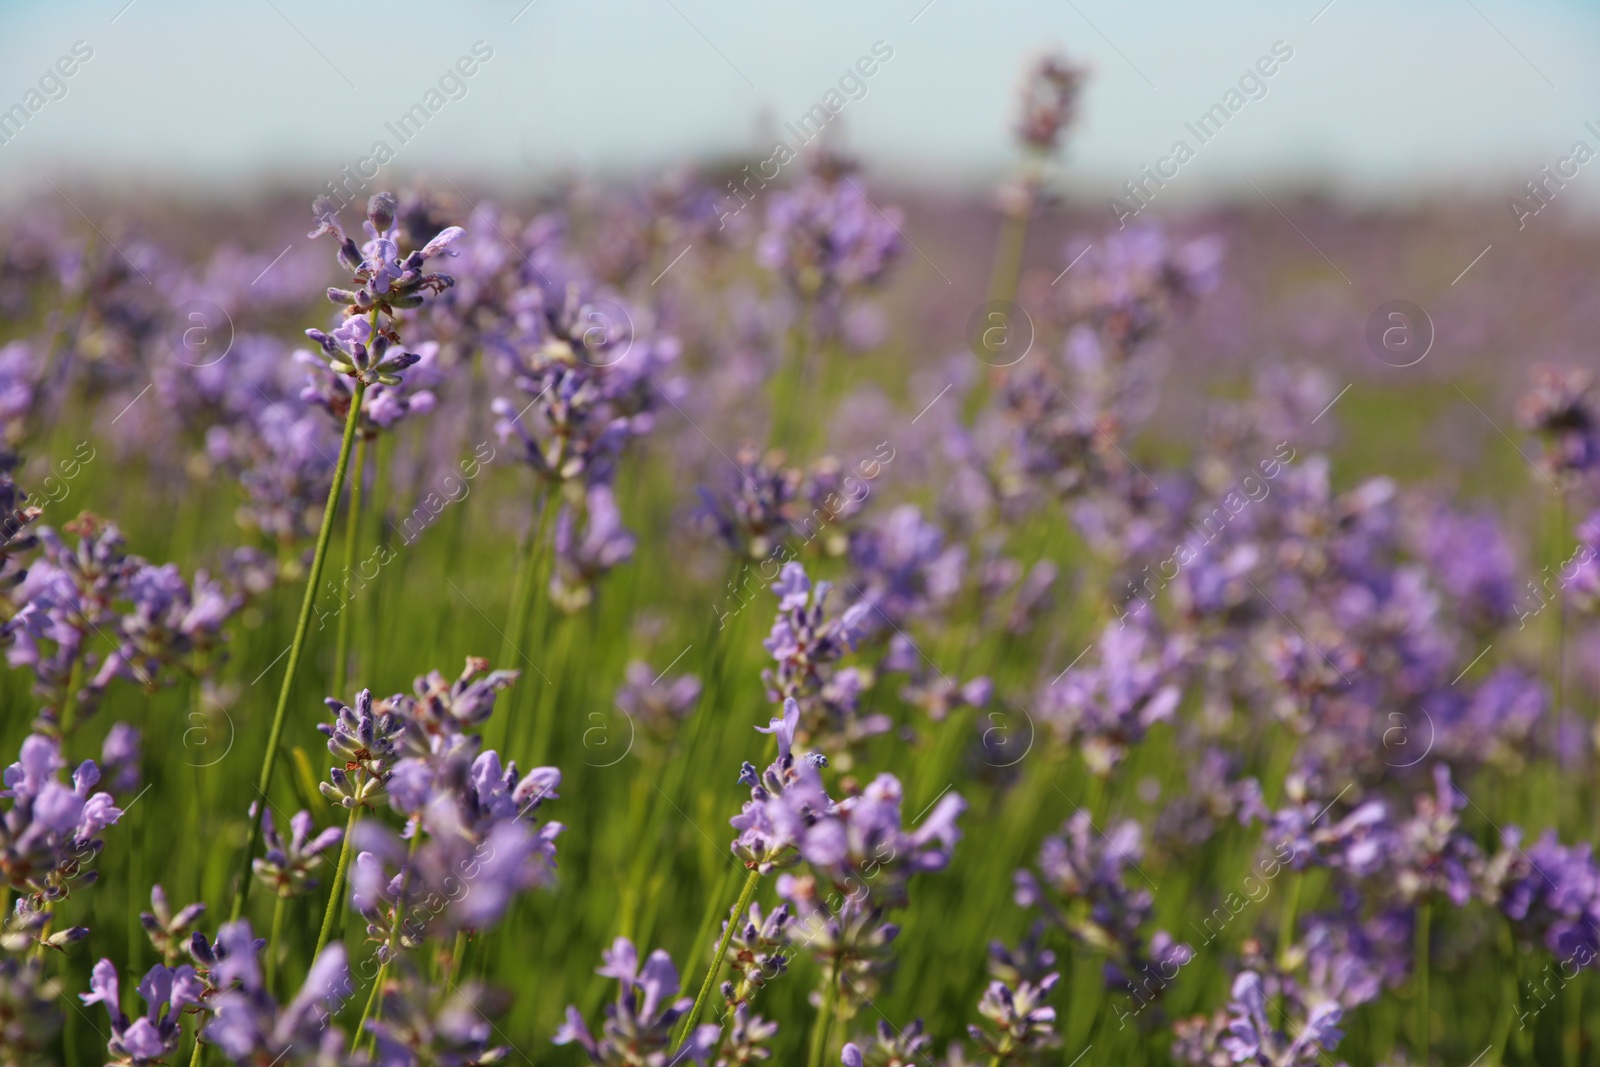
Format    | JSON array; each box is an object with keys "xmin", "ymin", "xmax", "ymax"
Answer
[{"xmin": 3, "ymin": 30, "xmax": 1600, "ymax": 1067}]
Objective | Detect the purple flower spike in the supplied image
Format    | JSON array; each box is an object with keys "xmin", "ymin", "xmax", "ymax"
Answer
[
  {"xmin": 304, "ymin": 190, "xmax": 460, "ymax": 390},
  {"xmin": 556, "ymin": 936, "xmax": 716, "ymax": 1064}
]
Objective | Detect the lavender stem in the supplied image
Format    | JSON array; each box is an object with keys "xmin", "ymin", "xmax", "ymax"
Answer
[
  {"xmin": 230, "ymin": 378, "xmax": 369, "ymax": 922},
  {"xmin": 677, "ymin": 868, "xmax": 761, "ymax": 1051}
]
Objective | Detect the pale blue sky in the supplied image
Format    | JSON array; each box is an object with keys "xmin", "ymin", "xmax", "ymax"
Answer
[{"xmin": 0, "ymin": 0, "xmax": 1597, "ymax": 207}]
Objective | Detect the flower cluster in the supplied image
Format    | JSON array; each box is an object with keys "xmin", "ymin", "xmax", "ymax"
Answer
[
  {"xmin": 0, "ymin": 733, "xmax": 123, "ymax": 905},
  {"xmin": 304, "ymin": 192, "xmax": 461, "ymax": 388},
  {"xmin": 80, "ymin": 958, "xmax": 202, "ymax": 1066},
  {"xmin": 1014, "ymin": 54, "xmax": 1087, "ymax": 156},
  {"xmin": 7, "ymin": 515, "xmax": 242, "ymax": 733},
  {"xmin": 1015, "ymin": 811, "xmax": 1190, "ymax": 1005},
  {"xmin": 318, "ymin": 687, "xmax": 406, "ymax": 810},
  {"xmin": 614, "ymin": 658, "xmax": 702, "ymax": 745},
  {"xmin": 342, "ymin": 658, "xmax": 564, "ymax": 954},
  {"xmin": 202, "ymin": 925, "xmax": 352, "ymax": 1064},
  {"xmin": 1517, "ymin": 364, "xmax": 1600, "ymax": 486},
  {"xmin": 756, "ymin": 167, "xmax": 902, "ymax": 304},
  {"xmin": 1038, "ymin": 615, "xmax": 1183, "ymax": 775},
  {"xmin": 555, "ymin": 937, "xmax": 721, "ymax": 1065},
  {"xmin": 760, "ymin": 563, "xmax": 876, "ymax": 756},
  {"xmin": 252, "ymin": 808, "xmax": 342, "ymax": 899}
]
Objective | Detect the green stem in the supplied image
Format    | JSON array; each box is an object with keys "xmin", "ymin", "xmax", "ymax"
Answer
[
  {"xmin": 987, "ymin": 206, "xmax": 1030, "ymax": 307},
  {"xmin": 967, "ymin": 169, "xmax": 1034, "ymax": 419},
  {"xmin": 1555, "ymin": 489, "xmax": 1567, "ymax": 719},
  {"xmin": 128, "ymin": 757, "xmax": 143, "ymax": 975},
  {"xmin": 313, "ymin": 806, "xmax": 361, "ymax": 962},
  {"xmin": 32, "ymin": 918, "xmax": 53, "ymax": 961},
  {"xmin": 1415, "ymin": 899, "xmax": 1431, "ymax": 1063},
  {"xmin": 355, "ymin": 963, "xmax": 385, "ymax": 1052},
  {"xmin": 187, "ymin": 1024, "xmax": 205, "ymax": 1067},
  {"xmin": 1277, "ymin": 872, "xmax": 1303, "ymax": 969},
  {"xmin": 56, "ymin": 655, "xmax": 84, "ymax": 740},
  {"xmin": 230, "ymin": 379, "xmax": 368, "ymax": 922},
  {"xmin": 678, "ymin": 868, "xmax": 761, "ymax": 1050},
  {"xmin": 806, "ymin": 958, "xmax": 842, "ymax": 1067},
  {"xmin": 264, "ymin": 894, "xmax": 287, "ymax": 992},
  {"xmin": 1563, "ymin": 971, "xmax": 1581, "ymax": 1067},
  {"xmin": 446, "ymin": 929, "xmax": 468, "ymax": 988},
  {"xmin": 331, "ymin": 432, "xmax": 369, "ymax": 701},
  {"xmin": 1082, "ymin": 772, "xmax": 1108, "ymax": 822}
]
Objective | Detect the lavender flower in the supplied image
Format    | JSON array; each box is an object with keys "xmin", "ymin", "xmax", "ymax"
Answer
[
  {"xmin": 1263, "ymin": 775, "xmax": 1392, "ymax": 880},
  {"xmin": 138, "ymin": 884, "xmax": 206, "ymax": 967},
  {"xmin": 840, "ymin": 1019, "xmax": 934, "ymax": 1067},
  {"xmin": 1518, "ymin": 364, "xmax": 1600, "ymax": 485},
  {"xmin": 1219, "ymin": 971, "xmax": 1343, "ymax": 1067},
  {"xmin": 298, "ymin": 336, "xmax": 441, "ymax": 434},
  {"xmin": 0, "ymin": 451, "xmax": 40, "ymax": 588},
  {"xmin": 615, "ymin": 659, "xmax": 702, "ymax": 743},
  {"xmin": 757, "ymin": 170, "xmax": 903, "ymax": 302},
  {"xmin": 1487, "ymin": 826, "xmax": 1600, "ymax": 958},
  {"xmin": 799, "ymin": 772, "xmax": 966, "ymax": 910},
  {"xmin": 775, "ymin": 871, "xmax": 901, "ymax": 1010},
  {"xmin": 0, "ymin": 733, "xmax": 122, "ymax": 902},
  {"xmin": 0, "ymin": 958, "xmax": 61, "ymax": 1065},
  {"xmin": 1386, "ymin": 765, "xmax": 1482, "ymax": 906},
  {"xmin": 304, "ymin": 191, "xmax": 462, "ymax": 388},
  {"xmin": 203, "ymin": 926, "xmax": 352, "ymax": 1064},
  {"xmin": 217, "ymin": 401, "xmax": 339, "ymax": 545},
  {"xmin": 987, "ymin": 924, "xmax": 1059, "ymax": 988},
  {"xmin": 492, "ymin": 373, "xmax": 630, "ymax": 487},
  {"xmin": 1015, "ymin": 811, "xmax": 1189, "ymax": 1004},
  {"xmin": 318, "ymin": 687, "xmax": 405, "ymax": 810},
  {"xmin": 716, "ymin": 1003, "xmax": 779, "ymax": 1067},
  {"xmin": 366, "ymin": 963, "xmax": 510, "ymax": 1066},
  {"xmin": 1014, "ymin": 54, "xmax": 1087, "ymax": 155},
  {"xmin": 845, "ymin": 504, "xmax": 966, "ymax": 634},
  {"xmin": 549, "ymin": 484, "xmax": 637, "ymax": 613},
  {"xmin": 761, "ymin": 563, "xmax": 877, "ymax": 756},
  {"xmin": 697, "ymin": 446, "xmax": 804, "ymax": 560},
  {"xmin": 1039, "ymin": 615, "xmax": 1182, "ymax": 776},
  {"xmin": 0, "ymin": 343, "xmax": 36, "ymax": 445},
  {"xmin": 351, "ymin": 744, "xmax": 562, "ymax": 946},
  {"xmin": 554, "ymin": 937, "xmax": 720, "ymax": 1066},
  {"xmin": 773, "ymin": 771, "xmax": 965, "ymax": 1014},
  {"xmin": 252, "ymin": 808, "xmax": 343, "ymax": 898},
  {"xmin": 968, "ymin": 970, "xmax": 1060, "ymax": 1063},
  {"xmin": 100, "ymin": 722, "xmax": 141, "ymax": 793},
  {"xmin": 80, "ymin": 957, "xmax": 203, "ymax": 1066},
  {"xmin": 388, "ymin": 657, "xmax": 520, "ymax": 751},
  {"xmin": 95, "ymin": 560, "xmax": 240, "ymax": 691},
  {"xmin": 489, "ymin": 272, "xmax": 677, "ymax": 491},
  {"xmin": 1407, "ymin": 501, "xmax": 1519, "ymax": 631},
  {"xmin": 8, "ymin": 515, "xmax": 137, "ymax": 730},
  {"xmin": 2, "ymin": 896, "xmax": 86, "ymax": 955},
  {"xmin": 730, "ymin": 699, "xmax": 835, "ymax": 873}
]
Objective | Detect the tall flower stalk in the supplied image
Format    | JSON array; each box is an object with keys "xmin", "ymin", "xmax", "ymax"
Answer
[
  {"xmin": 230, "ymin": 191, "xmax": 462, "ymax": 921},
  {"xmin": 676, "ymin": 867, "xmax": 762, "ymax": 1050},
  {"xmin": 330, "ymin": 432, "xmax": 367, "ymax": 700},
  {"xmin": 988, "ymin": 54, "xmax": 1083, "ymax": 309},
  {"xmin": 312, "ymin": 688, "xmax": 402, "ymax": 961},
  {"xmin": 230, "ymin": 377, "xmax": 365, "ymax": 922}
]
